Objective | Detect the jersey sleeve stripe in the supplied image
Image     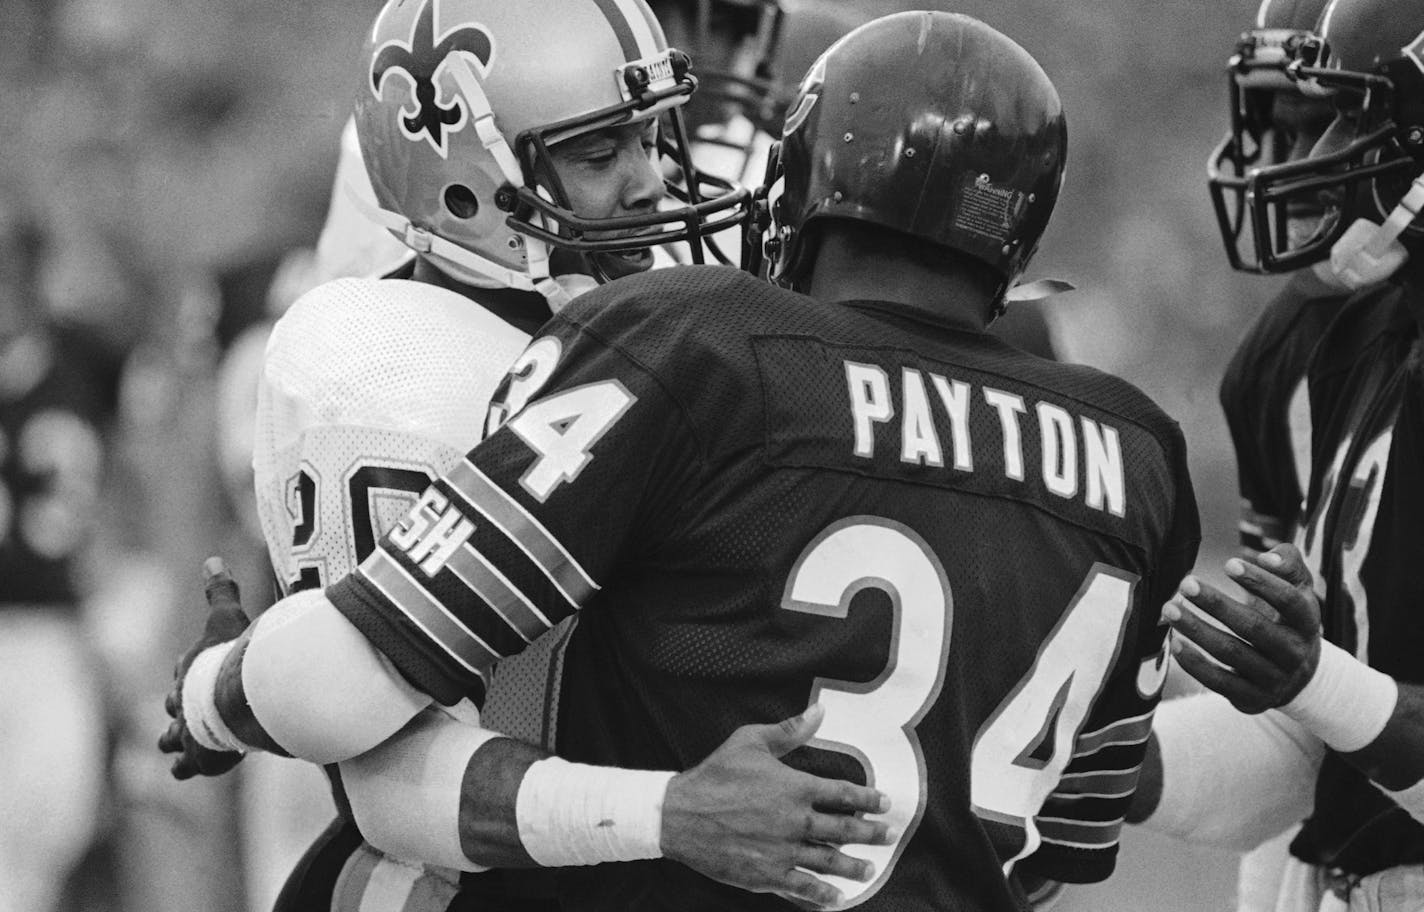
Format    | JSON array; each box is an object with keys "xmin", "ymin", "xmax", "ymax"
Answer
[
  {"xmin": 1035, "ymin": 815, "xmax": 1126, "ymax": 849},
  {"xmin": 1051, "ymin": 767, "xmax": 1140, "ymax": 796},
  {"xmin": 361, "ymin": 549, "xmax": 502, "ymax": 674},
  {"xmin": 445, "ymin": 460, "xmax": 598, "ymax": 608},
  {"xmin": 1072, "ymin": 712, "xmax": 1154, "ymax": 756},
  {"xmin": 1039, "ymin": 785, "xmax": 1135, "ymax": 801},
  {"xmin": 443, "ymin": 543, "xmax": 556, "ymax": 643}
]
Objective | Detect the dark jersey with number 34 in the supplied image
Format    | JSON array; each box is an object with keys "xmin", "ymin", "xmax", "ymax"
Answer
[{"xmin": 330, "ymin": 266, "xmax": 1200, "ymax": 912}]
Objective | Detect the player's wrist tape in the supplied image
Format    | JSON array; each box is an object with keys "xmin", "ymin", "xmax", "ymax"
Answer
[
  {"xmin": 1281, "ymin": 639, "xmax": 1397, "ymax": 753},
  {"xmin": 181, "ymin": 640, "xmax": 247, "ymax": 753},
  {"xmin": 515, "ymin": 757, "xmax": 674, "ymax": 866}
]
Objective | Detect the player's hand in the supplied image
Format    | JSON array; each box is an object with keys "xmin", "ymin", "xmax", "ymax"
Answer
[
  {"xmin": 1164, "ymin": 544, "xmax": 1323, "ymax": 714},
  {"xmin": 660, "ymin": 703, "xmax": 892, "ymax": 908},
  {"xmin": 158, "ymin": 557, "xmax": 251, "ymax": 779}
]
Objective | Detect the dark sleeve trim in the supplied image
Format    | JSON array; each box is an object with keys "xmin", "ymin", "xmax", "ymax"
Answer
[
  {"xmin": 1017, "ymin": 845, "xmax": 1117, "ymax": 885},
  {"xmin": 326, "ymin": 574, "xmax": 479, "ymax": 707}
]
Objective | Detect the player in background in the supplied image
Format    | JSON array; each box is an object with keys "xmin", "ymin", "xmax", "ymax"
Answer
[
  {"xmin": 1214, "ymin": 0, "xmax": 1353, "ymax": 557},
  {"xmin": 164, "ymin": 0, "xmax": 889, "ymax": 909},
  {"xmin": 0, "ymin": 193, "xmax": 111, "ymax": 912},
  {"xmin": 1154, "ymin": 0, "xmax": 1424, "ymax": 909},
  {"xmin": 168, "ymin": 11, "xmax": 1199, "ymax": 910},
  {"xmin": 1126, "ymin": 2, "xmax": 1348, "ymax": 909}
]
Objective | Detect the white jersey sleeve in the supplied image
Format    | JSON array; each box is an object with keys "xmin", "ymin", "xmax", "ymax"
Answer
[{"xmin": 254, "ymin": 277, "xmax": 531, "ymax": 594}]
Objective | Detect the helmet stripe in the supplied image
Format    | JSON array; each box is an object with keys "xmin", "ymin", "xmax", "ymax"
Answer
[
  {"xmin": 609, "ymin": 0, "xmax": 662, "ymax": 56},
  {"xmin": 1254, "ymin": 0, "xmax": 1274, "ymax": 28},
  {"xmin": 628, "ymin": 0, "xmax": 668, "ymax": 50},
  {"xmin": 1317, "ymin": 0, "xmax": 1343, "ymax": 40},
  {"xmin": 591, "ymin": 0, "xmax": 661, "ymax": 62}
]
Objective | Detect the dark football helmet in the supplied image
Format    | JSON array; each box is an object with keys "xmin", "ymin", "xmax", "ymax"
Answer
[
  {"xmin": 1227, "ymin": 0, "xmax": 1424, "ymax": 273},
  {"xmin": 1208, "ymin": 0, "xmax": 1337, "ymax": 271},
  {"xmin": 355, "ymin": 0, "xmax": 749, "ymax": 299},
  {"xmin": 753, "ymin": 11, "xmax": 1067, "ymax": 305}
]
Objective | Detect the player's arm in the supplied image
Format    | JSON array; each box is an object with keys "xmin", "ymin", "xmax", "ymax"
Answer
[
  {"xmin": 338, "ymin": 699, "xmax": 889, "ymax": 897},
  {"xmin": 1168, "ymin": 544, "xmax": 1424, "ymax": 822},
  {"xmin": 314, "ymin": 320, "xmax": 891, "ymax": 899},
  {"xmin": 163, "ymin": 570, "xmax": 890, "ymax": 904},
  {"xmin": 1125, "ymin": 692, "xmax": 1323, "ymax": 849}
]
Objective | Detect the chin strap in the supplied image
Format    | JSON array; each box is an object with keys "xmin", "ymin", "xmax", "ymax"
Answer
[
  {"xmin": 349, "ymin": 51, "xmax": 578, "ymax": 313},
  {"xmin": 1005, "ymin": 278, "xmax": 1076, "ymax": 305},
  {"xmin": 344, "ymin": 186, "xmax": 575, "ymax": 312},
  {"xmin": 1325, "ymin": 173, "xmax": 1424, "ymax": 291}
]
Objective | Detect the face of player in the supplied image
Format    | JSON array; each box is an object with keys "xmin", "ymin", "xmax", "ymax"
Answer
[
  {"xmin": 547, "ymin": 118, "xmax": 666, "ymax": 277},
  {"xmin": 1270, "ymin": 90, "xmax": 1339, "ymax": 247}
]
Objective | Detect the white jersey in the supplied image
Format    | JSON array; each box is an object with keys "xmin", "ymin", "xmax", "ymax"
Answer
[
  {"xmin": 254, "ymin": 276, "xmax": 576, "ymax": 749},
  {"xmin": 255, "ymin": 277, "xmax": 530, "ymax": 594}
]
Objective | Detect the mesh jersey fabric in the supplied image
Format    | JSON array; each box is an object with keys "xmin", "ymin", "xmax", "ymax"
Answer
[
  {"xmin": 253, "ymin": 274, "xmax": 564, "ymax": 910},
  {"xmin": 1219, "ymin": 270, "xmax": 1349, "ymax": 553},
  {"xmin": 330, "ymin": 265, "xmax": 1201, "ymax": 911},
  {"xmin": 1286, "ymin": 279, "xmax": 1424, "ymax": 876},
  {"xmin": 255, "ymin": 276, "xmax": 530, "ymax": 590},
  {"xmin": 254, "ymin": 274, "xmax": 572, "ymax": 747}
]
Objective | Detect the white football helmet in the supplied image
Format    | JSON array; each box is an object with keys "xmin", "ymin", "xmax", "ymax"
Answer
[{"xmin": 355, "ymin": 0, "xmax": 748, "ymax": 305}]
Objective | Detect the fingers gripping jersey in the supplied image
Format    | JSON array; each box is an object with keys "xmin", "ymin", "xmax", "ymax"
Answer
[
  {"xmin": 330, "ymin": 266, "xmax": 1200, "ymax": 911},
  {"xmin": 1219, "ymin": 271, "xmax": 1348, "ymax": 554}
]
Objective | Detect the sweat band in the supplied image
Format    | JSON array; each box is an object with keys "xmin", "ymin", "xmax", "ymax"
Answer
[
  {"xmin": 515, "ymin": 757, "xmax": 674, "ymax": 866},
  {"xmin": 1281, "ymin": 639, "xmax": 1397, "ymax": 754},
  {"xmin": 181, "ymin": 639, "xmax": 247, "ymax": 753}
]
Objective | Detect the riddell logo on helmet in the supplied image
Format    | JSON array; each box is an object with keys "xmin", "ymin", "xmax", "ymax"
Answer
[
  {"xmin": 370, "ymin": 0, "xmax": 495, "ymax": 158},
  {"xmin": 782, "ymin": 55, "xmax": 828, "ymax": 136}
]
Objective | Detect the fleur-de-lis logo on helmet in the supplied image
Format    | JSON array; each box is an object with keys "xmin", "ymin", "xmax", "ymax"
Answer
[{"xmin": 370, "ymin": 0, "xmax": 494, "ymax": 157}]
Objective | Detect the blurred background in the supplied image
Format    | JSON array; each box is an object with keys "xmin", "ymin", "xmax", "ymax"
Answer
[{"xmin": 0, "ymin": 0, "xmax": 1275, "ymax": 909}]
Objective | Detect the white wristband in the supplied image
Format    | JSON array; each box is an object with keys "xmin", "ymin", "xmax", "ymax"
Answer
[
  {"xmin": 515, "ymin": 757, "xmax": 674, "ymax": 866},
  {"xmin": 181, "ymin": 640, "xmax": 247, "ymax": 753},
  {"xmin": 1281, "ymin": 639, "xmax": 1398, "ymax": 753}
]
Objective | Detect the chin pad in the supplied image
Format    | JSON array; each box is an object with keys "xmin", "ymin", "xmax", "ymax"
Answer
[{"xmin": 1329, "ymin": 219, "xmax": 1409, "ymax": 290}]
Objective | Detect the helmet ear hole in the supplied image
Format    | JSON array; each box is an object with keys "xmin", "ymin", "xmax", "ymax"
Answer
[{"xmin": 444, "ymin": 185, "xmax": 480, "ymax": 219}]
